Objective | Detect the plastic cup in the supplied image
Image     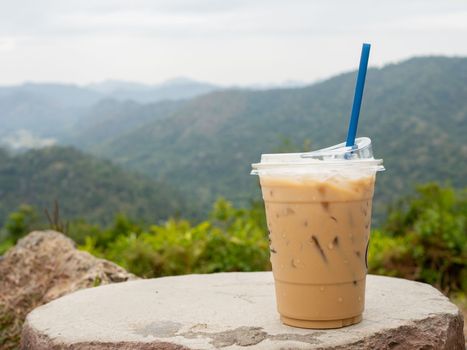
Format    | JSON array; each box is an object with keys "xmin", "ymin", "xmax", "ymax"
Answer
[{"xmin": 251, "ymin": 137, "xmax": 384, "ymax": 329}]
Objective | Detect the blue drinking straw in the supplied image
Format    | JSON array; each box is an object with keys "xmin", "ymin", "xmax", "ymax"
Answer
[{"xmin": 346, "ymin": 43, "xmax": 371, "ymax": 147}]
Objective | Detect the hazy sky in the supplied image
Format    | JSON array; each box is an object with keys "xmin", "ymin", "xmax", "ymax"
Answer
[{"xmin": 1, "ymin": 0, "xmax": 467, "ymax": 86}]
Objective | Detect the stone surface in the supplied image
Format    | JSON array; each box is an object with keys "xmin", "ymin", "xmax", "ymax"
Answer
[
  {"xmin": 21, "ymin": 272, "xmax": 464, "ymax": 349},
  {"xmin": 0, "ymin": 230, "xmax": 137, "ymax": 350}
]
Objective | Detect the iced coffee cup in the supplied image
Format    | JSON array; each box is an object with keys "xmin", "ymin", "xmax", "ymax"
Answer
[{"xmin": 252, "ymin": 137, "xmax": 384, "ymax": 329}]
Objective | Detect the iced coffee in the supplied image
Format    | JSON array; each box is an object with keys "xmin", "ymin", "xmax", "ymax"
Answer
[{"xmin": 252, "ymin": 137, "xmax": 383, "ymax": 329}]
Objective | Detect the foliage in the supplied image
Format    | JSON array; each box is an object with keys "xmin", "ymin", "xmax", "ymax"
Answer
[
  {"xmin": 5, "ymin": 205, "xmax": 39, "ymax": 242},
  {"xmin": 368, "ymin": 183, "xmax": 467, "ymax": 293},
  {"xmin": 80, "ymin": 198, "xmax": 270, "ymax": 278},
  {"xmin": 1, "ymin": 58, "xmax": 466, "ymax": 227},
  {"xmin": 0, "ymin": 240, "xmax": 14, "ymax": 256},
  {"xmin": 88, "ymin": 57, "xmax": 467, "ymax": 223},
  {"xmin": 0, "ymin": 205, "xmax": 40, "ymax": 254},
  {"xmin": 1, "ymin": 183, "xmax": 464, "ymax": 296},
  {"xmin": 0, "ymin": 146, "xmax": 190, "ymax": 227},
  {"xmin": 78, "ymin": 184, "xmax": 466, "ymax": 295},
  {"xmin": 79, "ymin": 183, "xmax": 467, "ymax": 295}
]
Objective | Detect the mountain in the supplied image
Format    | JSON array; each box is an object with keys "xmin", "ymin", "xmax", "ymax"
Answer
[
  {"xmin": 89, "ymin": 56, "xmax": 467, "ymax": 222},
  {"xmin": 87, "ymin": 78, "xmax": 219, "ymax": 103},
  {"xmin": 65, "ymin": 99, "xmax": 185, "ymax": 148},
  {"xmin": 0, "ymin": 147, "xmax": 188, "ymax": 226},
  {"xmin": 0, "ymin": 83, "xmax": 101, "ymax": 138},
  {"xmin": 0, "ymin": 78, "xmax": 219, "ymax": 147},
  {"xmin": 0, "ymin": 82, "xmax": 103, "ymax": 107}
]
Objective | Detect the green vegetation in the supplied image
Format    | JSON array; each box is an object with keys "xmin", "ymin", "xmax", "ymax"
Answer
[
  {"xmin": 369, "ymin": 183, "xmax": 466, "ymax": 294},
  {"xmin": 66, "ymin": 99, "xmax": 184, "ymax": 148},
  {"xmin": 0, "ymin": 146, "xmax": 190, "ymax": 227},
  {"xmin": 1, "ymin": 183, "xmax": 465, "ymax": 297},
  {"xmin": 84, "ymin": 57, "xmax": 467, "ymax": 223},
  {"xmin": 0, "ymin": 205, "xmax": 39, "ymax": 253},
  {"xmin": 2, "ymin": 58, "xmax": 466, "ymax": 225},
  {"xmin": 74, "ymin": 199, "xmax": 269, "ymax": 277}
]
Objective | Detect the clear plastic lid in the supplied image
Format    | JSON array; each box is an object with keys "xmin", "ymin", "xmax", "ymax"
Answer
[{"xmin": 251, "ymin": 137, "xmax": 384, "ymax": 175}]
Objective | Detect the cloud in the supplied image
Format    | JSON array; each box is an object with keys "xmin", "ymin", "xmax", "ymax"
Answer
[
  {"xmin": 0, "ymin": 0, "xmax": 466, "ymax": 85},
  {"xmin": 0, "ymin": 36, "xmax": 17, "ymax": 51},
  {"xmin": 0, "ymin": 0, "xmax": 250, "ymax": 36},
  {"xmin": 389, "ymin": 12, "xmax": 467, "ymax": 31},
  {"xmin": 1, "ymin": 0, "xmax": 464, "ymax": 38}
]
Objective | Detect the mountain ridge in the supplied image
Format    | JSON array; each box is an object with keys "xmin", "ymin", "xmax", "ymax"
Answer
[
  {"xmin": 1, "ymin": 56, "xmax": 465, "ymax": 225},
  {"xmin": 87, "ymin": 56, "xmax": 467, "ymax": 222},
  {"xmin": 0, "ymin": 146, "xmax": 188, "ymax": 226}
]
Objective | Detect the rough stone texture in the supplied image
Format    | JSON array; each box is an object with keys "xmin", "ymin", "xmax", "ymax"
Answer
[
  {"xmin": 462, "ymin": 307, "xmax": 467, "ymax": 345},
  {"xmin": 0, "ymin": 230, "xmax": 138, "ymax": 350},
  {"xmin": 21, "ymin": 272, "xmax": 464, "ymax": 350}
]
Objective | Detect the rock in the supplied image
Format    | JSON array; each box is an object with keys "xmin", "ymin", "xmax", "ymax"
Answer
[
  {"xmin": 0, "ymin": 230, "xmax": 138, "ymax": 350},
  {"xmin": 21, "ymin": 272, "xmax": 464, "ymax": 349}
]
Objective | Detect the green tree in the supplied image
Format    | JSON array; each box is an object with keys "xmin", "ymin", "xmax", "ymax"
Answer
[
  {"xmin": 80, "ymin": 199, "xmax": 270, "ymax": 278},
  {"xmin": 0, "ymin": 205, "xmax": 40, "ymax": 255},
  {"xmin": 4, "ymin": 205, "xmax": 40, "ymax": 243},
  {"xmin": 369, "ymin": 183, "xmax": 467, "ymax": 293}
]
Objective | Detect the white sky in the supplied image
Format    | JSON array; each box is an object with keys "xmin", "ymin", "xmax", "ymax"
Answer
[{"xmin": 1, "ymin": 0, "xmax": 467, "ymax": 86}]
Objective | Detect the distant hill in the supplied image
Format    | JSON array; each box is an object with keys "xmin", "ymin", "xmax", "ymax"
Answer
[
  {"xmin": 65, "ymin": 99, "xmax": 185, "ymax": 148},
  {"xmin": 89, "ymin": 56, "xmax": 467, "ymax": 222},
  {"xmin": 0, "ymin": 82, "xmax": 103, "ymax": 107},
  {"xmin": 0, "ymin": 78, "xmax": 219, "ymax": 145},
  {"xmin": 0, "ymin": 147, "xmax": 187, "ymax": 226},
  {"xmin": 87, "ymin": 78, "xmax": 219, "ymax": 103},
  {"xmin": 1, "ymin": 58, "xmax": 466, "ymax": 225},
  {"xmin": 0, "ymin": 83, "xmax": 100, "ymax": 138}
]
